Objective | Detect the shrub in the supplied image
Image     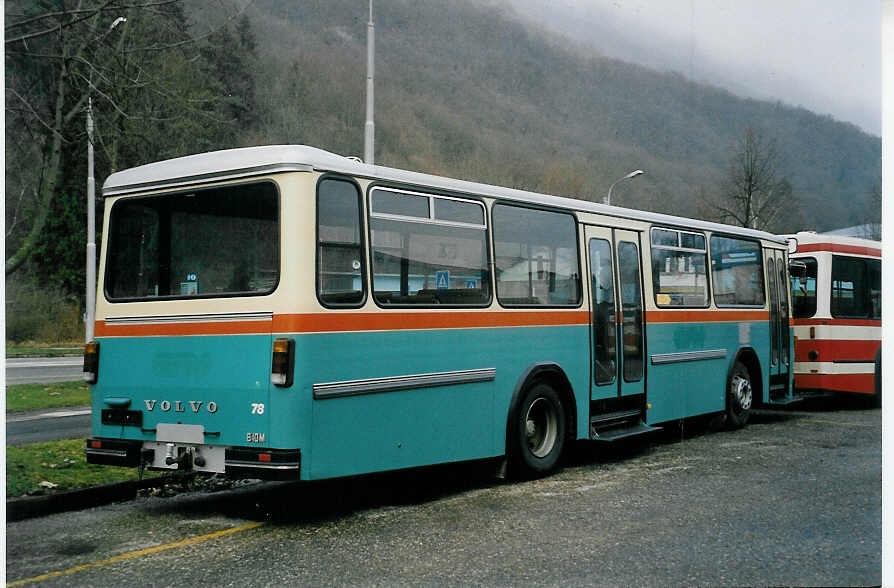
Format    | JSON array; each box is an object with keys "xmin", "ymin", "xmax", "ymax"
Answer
[{"xmin": 6, "ymin": 279, "xmax": 84, "ymax": 344}]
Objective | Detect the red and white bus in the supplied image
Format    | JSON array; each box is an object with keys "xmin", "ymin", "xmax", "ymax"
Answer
[{"xmin": 787, "ymin": 232, "xmax": 881, "ymax": 400}]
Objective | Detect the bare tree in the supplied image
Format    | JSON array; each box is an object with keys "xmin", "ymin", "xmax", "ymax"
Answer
[
  {"xmin": 4, "ymin": 1, "xmax": 250, "ymax": 277},
  {"xmin": 706, "ymin": 126, "xmax": 797, "ymax": 232}
]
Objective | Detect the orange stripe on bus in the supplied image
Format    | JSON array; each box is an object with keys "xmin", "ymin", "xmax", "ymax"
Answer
[
  {"xmin": 95, "ymin": 311, "xmax": 591, "ymax": 337},
  {"xmin": 647, "ymin": 309, "xmax": 768, "ymax": 323},
  {"xmin": 272, "ymin": 311, "xmax": 591, "ymax": 333},
  {"xmin": 95, "ymin": 308, "xmax": 772, "ymax": 337},
  {"xmin": 94, "ymin": 320, "xmax": 273, "ymax": 337}
]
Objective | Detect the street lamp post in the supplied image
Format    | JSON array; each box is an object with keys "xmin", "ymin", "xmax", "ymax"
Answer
[
  {"xmin": 364, "ymin": 0, "xmax": 375, "ymax": 165},
  {"xmin": 604, "ymin": 169, "xmax": 644, "ymax": 206},
  {"xmin": 85, "ymin": 98, "xmax": 95, "ymax": 342}
]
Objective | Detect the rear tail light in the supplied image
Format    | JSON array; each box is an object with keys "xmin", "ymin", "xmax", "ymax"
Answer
[
  {"xmin": 83, "ymin": 341, "xmax": 100, "ymax": 384},
  {"xmin": 271, "ymin": 338, "xmax": 295, "ymax": 387}
]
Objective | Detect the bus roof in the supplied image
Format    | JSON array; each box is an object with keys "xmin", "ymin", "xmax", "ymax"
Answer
[
  {"xmin": 784, "ymin": 231, "xmax": 881, "ymax": 257},
  {"xmin": 785, "ymin": 231, "xmax": 880, "ymax": 248},
  {"xmin": 103, "ymin": 144, "xmax": 786, "ymax": 244}
]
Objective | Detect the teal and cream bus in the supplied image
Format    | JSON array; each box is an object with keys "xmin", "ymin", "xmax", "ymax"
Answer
[{"xmin": 85, "ymin": 145, "xmax": 796, "ymax": 480}]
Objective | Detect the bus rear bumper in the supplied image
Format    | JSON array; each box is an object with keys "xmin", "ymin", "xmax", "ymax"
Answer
[
  {"xmin": 85, "ymin": 438, "xmax": 301, "ymax": 481},
  {"xmin": 85, "ymin": 438, "xmax": 144, "ymax": 467}
]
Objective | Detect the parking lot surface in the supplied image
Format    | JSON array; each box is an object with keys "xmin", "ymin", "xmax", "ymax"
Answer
[{"xmin": 6, "ymin": 399, "xmax": 881, "ymax": 586}]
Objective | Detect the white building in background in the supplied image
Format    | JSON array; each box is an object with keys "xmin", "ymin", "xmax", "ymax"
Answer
[{"xmin": 821, "ymin": 223, "xmax": 881, "ymax": 239}]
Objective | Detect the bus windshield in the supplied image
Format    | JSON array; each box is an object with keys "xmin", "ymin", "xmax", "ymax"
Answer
[{"xmin": 104, "ymin": 181, "xmax": 279, "ymax": 301}]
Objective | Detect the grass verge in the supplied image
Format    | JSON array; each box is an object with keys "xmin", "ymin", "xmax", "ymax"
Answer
[
  {"xmin": 7, "ymin": 342, "xmax": 82, "ymax": 358},
  {"xmin": 7, "ymin": 439, "xmax": 160, "ymax": 498},
  {"xmin": 7, "ymin": 382, "xmax": 90, "ymax": 413}
]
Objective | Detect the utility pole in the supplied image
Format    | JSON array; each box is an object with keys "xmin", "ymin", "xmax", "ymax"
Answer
[
  {"xmin": 364, "ymin": 0, "xmax": 375, "ymax": 165},
  {"xmin": 85, "ymin": 98, "xmax": 96, "ymax": 342}
]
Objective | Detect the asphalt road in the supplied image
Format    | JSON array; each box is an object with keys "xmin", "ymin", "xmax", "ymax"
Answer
[
  {"xmin": 6, "ymin": 399, "xmax": 881, "ymax": 586},
  {"xmin": 6, "ymin": 409, "xmax": 91, "ymax": 445},
  {"xmin": 6, "ymin": 357, "xmax": 83, "ymax": 385}
]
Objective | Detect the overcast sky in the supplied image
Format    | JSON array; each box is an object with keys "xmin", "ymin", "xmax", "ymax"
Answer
[{"xmin": 507, "ymin": 0, "xmax": 882, "ymax": 136}]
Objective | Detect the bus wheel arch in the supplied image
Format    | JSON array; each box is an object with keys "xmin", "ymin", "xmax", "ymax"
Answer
[
  {"xmin": 506, "ymin": 363, "xmax": 575, "ymax": 477},
  {"xmin": 726, "ymin": 349, "xmax": 760, "ymax": 428}
]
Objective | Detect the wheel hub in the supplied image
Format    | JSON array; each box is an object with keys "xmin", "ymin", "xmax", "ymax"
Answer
[
  {"xmin": 732, "ymin": 375, "xmax": 753, "ymax": 411},
  {"xmin": 525, "ymin": 397, "xmax": 558, "ymax": 458}
]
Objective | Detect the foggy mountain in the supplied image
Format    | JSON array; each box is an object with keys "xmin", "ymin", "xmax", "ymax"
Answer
[{"xmin": 207, "ymin": 0, "xmax": 882, "ymax": 232}]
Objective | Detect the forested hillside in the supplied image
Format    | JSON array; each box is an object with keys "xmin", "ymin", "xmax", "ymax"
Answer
[
  {"xmin": 4, "ymin": 0, "xmax": 880, "ymax": 340},
  {"xmin": 238, "ymin": 0, "xmax": 879, "ymax": 231}
]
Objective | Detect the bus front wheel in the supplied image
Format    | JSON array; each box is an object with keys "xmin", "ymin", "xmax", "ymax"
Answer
[
  {"xmin": 510, "ymin": 382, "xmax": 566, "ymax": 477},
  {"xmin": 726, "ymin": 361, "xmax": 752, "ymax": 429}
]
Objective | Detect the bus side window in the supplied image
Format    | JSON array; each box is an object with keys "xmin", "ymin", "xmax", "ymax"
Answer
[
  {"xmin": 317, "ymin": 178, "xmax": 365, "ymax": 306},
  {"xmin": 831, "ymin": 255, "xmax": 872, "ymax": 319},
  {"xmin": 650, "ymin": 228, "xmax": 708, "ymax": 307},
  {"xmin": 493, "ymin": 204, "xmax": 581, "ymax": 307}
]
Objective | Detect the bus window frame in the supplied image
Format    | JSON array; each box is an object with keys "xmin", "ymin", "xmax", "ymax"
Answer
[
  {"xmin": 492, "ymin": 200, "xmax": 583, "ymax": 309},
  {"xmin": 316, "ymin": 174, "xmax": 368, "ymax": 309},
  {"xmin": 830, "ymin": 254, "xmax": 881, "ymax": 320},
  {"xmin": 649, "ymin": 226, "xmax": 710, "ymax": 309},
  {"xmin": 790, "ymin": 255, "xmax": 818, "ymax": 319},
  {"xmin": 366, "ymin": 183, "xmax": 493, "ymax": 309},
  {"xmin": 103, "ymin": 178, "xmax": 282, "ymax": 303},
  {"xmin": 708, "ymin": 233, "xmax": 766, "ymax": 309}
]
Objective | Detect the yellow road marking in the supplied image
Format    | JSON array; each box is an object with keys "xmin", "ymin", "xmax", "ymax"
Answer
[{"xmin": 8, "ymin": 521, "xmax": 264, "ymax": 587}]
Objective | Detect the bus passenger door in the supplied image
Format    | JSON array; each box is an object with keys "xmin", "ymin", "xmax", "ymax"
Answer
[
  {"xmin": 766, "ymin": 248, "xmax": 791, "ymax": 399},
  {"xmin": 586, "ymin": 225, "xmax": 652, "ymax": 440}
]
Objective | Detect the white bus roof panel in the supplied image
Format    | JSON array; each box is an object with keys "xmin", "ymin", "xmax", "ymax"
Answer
[{"xmin": 103, "ymin": 144, "xmax": 786, "ymax": 244}]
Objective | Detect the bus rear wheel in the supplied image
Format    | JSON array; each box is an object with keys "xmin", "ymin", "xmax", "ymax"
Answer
[
  {"xmin": 510, "ymin": 382, "xmax": 566, "ymax": 477},
  {"xmin": 726, "ymin": 361, "xmax": 752, "ymax": 429}
]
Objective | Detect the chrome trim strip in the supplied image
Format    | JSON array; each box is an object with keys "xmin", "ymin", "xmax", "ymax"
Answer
[
  {"xmin": 105, "ymin": 312, "xmax": 273, "ymax": 325},
  {"xmin": 85, "ymin": 448, "xmax": 129, "ymax": 458},
  {"xmin": 650, "ymin": 349, "xmax": 727, "ymax": 365},
  {"xmin": 314, "ymin": 368, "xmax": 496, "ymax": 399},
  {"xmin": 225, "ymin": 460, "xmax": 300, "ymax": 471}
]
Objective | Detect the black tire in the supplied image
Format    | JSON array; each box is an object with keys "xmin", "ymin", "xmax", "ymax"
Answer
[
  {"xmin": 726, "ymin": 361, "xmax": 752, "ymax": 429},
  {"xmin": 509, "ymin": 382, "xmax": 567, "ymax": 477}
]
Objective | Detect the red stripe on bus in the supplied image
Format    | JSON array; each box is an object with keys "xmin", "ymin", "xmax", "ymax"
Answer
[
  {"xmin": 794, "ymin": 373, "xmax": 875, "ymax": 395},
  {"xmin": 794, "ymin": 339, "xmax": 880, "ymax": 363},
  {"xmin": 792, "ymin": 318, "xmax": 881, "ymax": 327},
  {"xmin": 796, "ymin": 243, "xmax": 881, "ymax": 257}
]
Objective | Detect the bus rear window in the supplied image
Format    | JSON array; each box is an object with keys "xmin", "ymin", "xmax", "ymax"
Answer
[{"xmin": 105, "ymin": 182, "xmax": 279, "ymax": 301}]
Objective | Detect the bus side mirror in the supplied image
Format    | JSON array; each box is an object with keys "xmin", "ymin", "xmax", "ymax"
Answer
[{"xmin": 789, "ymin": 260, "xmax": 808, "ymax": 287}]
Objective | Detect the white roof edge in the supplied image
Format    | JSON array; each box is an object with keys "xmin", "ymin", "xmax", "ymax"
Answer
[
  {"xmin": 783, "ymin": 231, "xmax": 881, "ymax": 248},
  {"xmin": 103, "ymin": 144, "xmax": 786, "ymax": 244}
]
